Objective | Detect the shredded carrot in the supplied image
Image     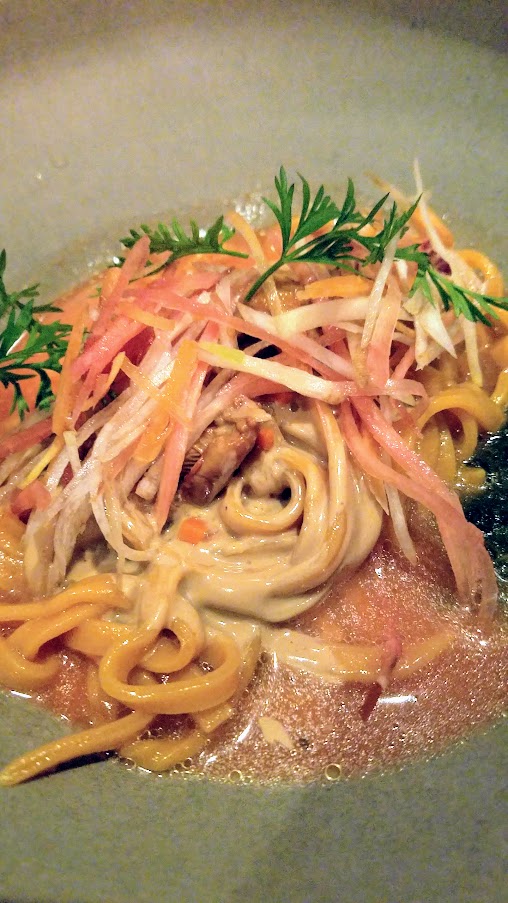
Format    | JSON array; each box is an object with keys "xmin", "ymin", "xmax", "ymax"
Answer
[
  {"xmin": 133, "ymin": 422, "xmax": 171, "ymax": 468},
  {"xmin": 227, "ymin": 211, "xmax": 267, "ymax": 271},
  {"xmin": 100, "ymin": 266, "xmax": 122, "ymax": 299},
  {"xmin": 120, "ymin": 357, "xmax": 160, "ymax": 402},
  {"xmin": 297, "ymin": 274, "xmax": 371, "ymax": 300},
  {"xmin": 0, "ymin": 418, "xmax": 53, "ymax": 461},
  {"xmin": 268, "ymin": 390, "xmax": 293, "ymax": 406},
  {"xmin": 257, "ymin": 225, "xmax": 283, "ymax": 263},
  {"xmin": 155, "ymin": 421, "xmax": 189, "ymax": 531},
  {"xmin": 40, "ymin": 274, "xmax": 102, "ymax": 329},
  {"xmin": 10, "ymin": 480, "xmax": 51, "ymax": 517},
  {"xmin": 163, "ymin": 340, "xmax": 198, "ymax": 419},
  {"xmin": 170, "ymin": 250, "xmax": 252, "ymax": 281},
  {"xmin": 52, "ymin": 309, "xmax": 88, "ymax": 435},
  {"xmin": 133, "ymin": 341, "xmax": 198, "ymax": 467},
  {"xmin": 90, "ymin": 236, "xmax": 150, "ymax": 338},
  {"xmin": 257, "ymin": 425, "xmax": 275, "ymax": 451},
  {"xmin": 82, "ymin": 352, "xmax": 126, "ymax": 413},
  {"xmin": 116, "ymin": 302, "xmax": 176, "ymax": 332},
  {"xmin": 177, "ymin": 517, "xmax": 209, "ymax": 544}
]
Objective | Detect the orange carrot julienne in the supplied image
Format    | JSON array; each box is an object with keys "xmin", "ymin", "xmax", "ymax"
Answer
[
  {"xmin": 170, "ymin": 249, "xmax": 252, "ymax": 278},
  {"xmin": 297, "ymin": 274, "xmax": 371, "ymax": 300},
  {"xmin": 0, "ymin": 417, "xmax": 53, "ymax": 461},
  {"xmin": 269, "ymin": 390, "xmax": 293, "ymax": 406},
  {"xmin": 155, "ymin": 421, "xmax": 188, "ymax": 531},
  {"xmin": 257, "ymin": 425, "xmax": 275, "ymax": 451},
  {"xmin": 116, "ymin": 302, "xmax": 176, "ymax": 332},
  {"xmin": 10, "ymin": 480, "xmax": 51, "ymax": 517},
  {"xmin": 177, "ymin": 517, "xmax": 209, "ymax": 544},
  {"xmin": 133, "ymin": 340, "xmax": 198, "ymax": 467},
  {"xmin": 52, "ymin": 309, "xmax": 88, "ymax": 435}
]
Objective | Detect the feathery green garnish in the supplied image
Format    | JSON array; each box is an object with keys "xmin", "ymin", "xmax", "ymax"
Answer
[
  {"xmin": 242, "ymin": 169, "xmax": 418, "ymax": 300},
  {"xmin": 244, "ymin": 169, "xmax": 508, "ymax": 321},
  {"xmin": 118, "ymin": 168, "xmax": 507, "ymax": 321},
  {"xmin": 118, "ymin": 215, "xmax": 248, "ymax": 268},
  {"xmin": 244, "ymin": 168, "xmax": 419, "ymax": 300},
  {"xmin": 3, "ymin": 168, "xmax": 506, "ymax": 418},
  {"xmin": 0, "ymin": 250, "xmax": 71, "ymax": 418},
  {"xmin": 398, "ymin": 242, "xmax": 508, "ymax": 325}
]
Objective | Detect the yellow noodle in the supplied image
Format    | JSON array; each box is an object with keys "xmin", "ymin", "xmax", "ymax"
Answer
[
  {"xmin": 193, "ymin": 699, "xmax": 235, "ymax": 735},
  {"xmin": 232, "ymin": 630, "xmax": 262, "ymax": 696},
  {"xmin": 193, "ymin": 630, "xmax": 261, "ymax": 734},
  {"xmin": 0, "ymin": 574, "xmax": 129, "ymax": 623},
  {"xmin": 459, "ymin": 466, "xmax": 486, "ymax": 491},
  {"xmin": 99, "ymin": 630, "xmax": 241, "ymax": 714},
  {"xmin": 491, "ymin": 369, "xmax": 508, "ymax": 408},
  {"xmin": 0, "ymin": 634, "xmax": 60, "ymax": 691},
  {"xmin": 65, "ymin": 617, "xmax": 200, "ymax": 673},
  {"xmin": 0, "ymin": 710, "xmax": 153, "ymax": 786},
  {"xmin": 263, "ymin": 628, "xmax": 455, "ymax": 683},
  {"xmin": 453, "ymin": 411, "xmax": 479, "ymax": 462},
  {"xmin": 86, "ymin": 659, "xmax": 106, "ymax": 712},
  {"xmin": 140, "ymin": 619, "xmax": 202, "ymax": 674},
  {"xmin": 221, "ymin": 469, "xmax": 305, "ymax": 535},
  {"xmin": 64, "ymin": 618, "xmax": 130, "ymax": 656},
  {"xmin": 8, "ymin": 601, "xmax": 112, "ymax": 660},
  {"xmin": 417, "ymin": 383, "xmax": 505, "ymax": 433},
  {"xmin": 419, "ymin": 422, "xmax": 441, "ymax": 470},
  {"xmin": 457, "ymin": 249, "xmax": 504, "ymax": 298},
  {"xmin": 86, "ymin": 659, "xmax": 121, "ymax": 722},
  {"xmin": 277, "ymin": 446, "xmax": 337, "ymax": 564},
  {"xmin": 394, "ymin": 630, "xmax": 455, "ymax": 676},
  {"xmin": 0, "ymin": 207, "xmax": 506, "ymax": 786},
  {"xmin": 435, "ymin": 422, "xmax": 457, "ymax": 485},
  {"xmin": 120, "ymin": 726, "xmax": 207, "ymax": 772}
]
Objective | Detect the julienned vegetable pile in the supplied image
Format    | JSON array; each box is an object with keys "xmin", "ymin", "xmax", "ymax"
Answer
[{"xmin": 2, "ymin": 167, "xmax": 507, "ymax": 419}]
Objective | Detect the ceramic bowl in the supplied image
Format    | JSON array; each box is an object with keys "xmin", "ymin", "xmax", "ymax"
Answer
[{"xmin": 1, "ymin": 3, "xmax": 506, "ymax": 901}]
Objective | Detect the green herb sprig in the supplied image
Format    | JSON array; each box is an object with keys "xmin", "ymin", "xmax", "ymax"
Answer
[
  {"xmin": 116, "ymin": 168, "xmax": 507, "ymax": 323},
  {"xmin": 3, "ymin": 169, "xmax": 504, "ymax": 420},
  {"xmin": 396, "ymin": 243, "xmax": 508, "ymax": 325},
  {"xmin": 243, "ymin": 168, "xmax": 419, "ymax": 301},
  {"xmin": 243, "ymin": 168, "xmax": 508, "ymax": 322},
  {"xmin": 118, "ymin": 215, "xmax": 248, "ymax": 268},
  {"xmin": 0, "ymin": 251, "xmax": 71, "ymax": 418}
]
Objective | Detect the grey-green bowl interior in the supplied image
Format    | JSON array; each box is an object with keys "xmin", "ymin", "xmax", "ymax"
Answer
[{"xmin": 1, "ymin": 3, "xmax": 507, "ymax": 901}]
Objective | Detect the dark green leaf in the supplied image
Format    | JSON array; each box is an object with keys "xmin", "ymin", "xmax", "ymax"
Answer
[
  {"xmin": 118, "ymin": 214, "xmax": 248, "ymax": 270},
  {"xmin": 0, "ymin": 250, "xmax": 71, "ymax": 417}
]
